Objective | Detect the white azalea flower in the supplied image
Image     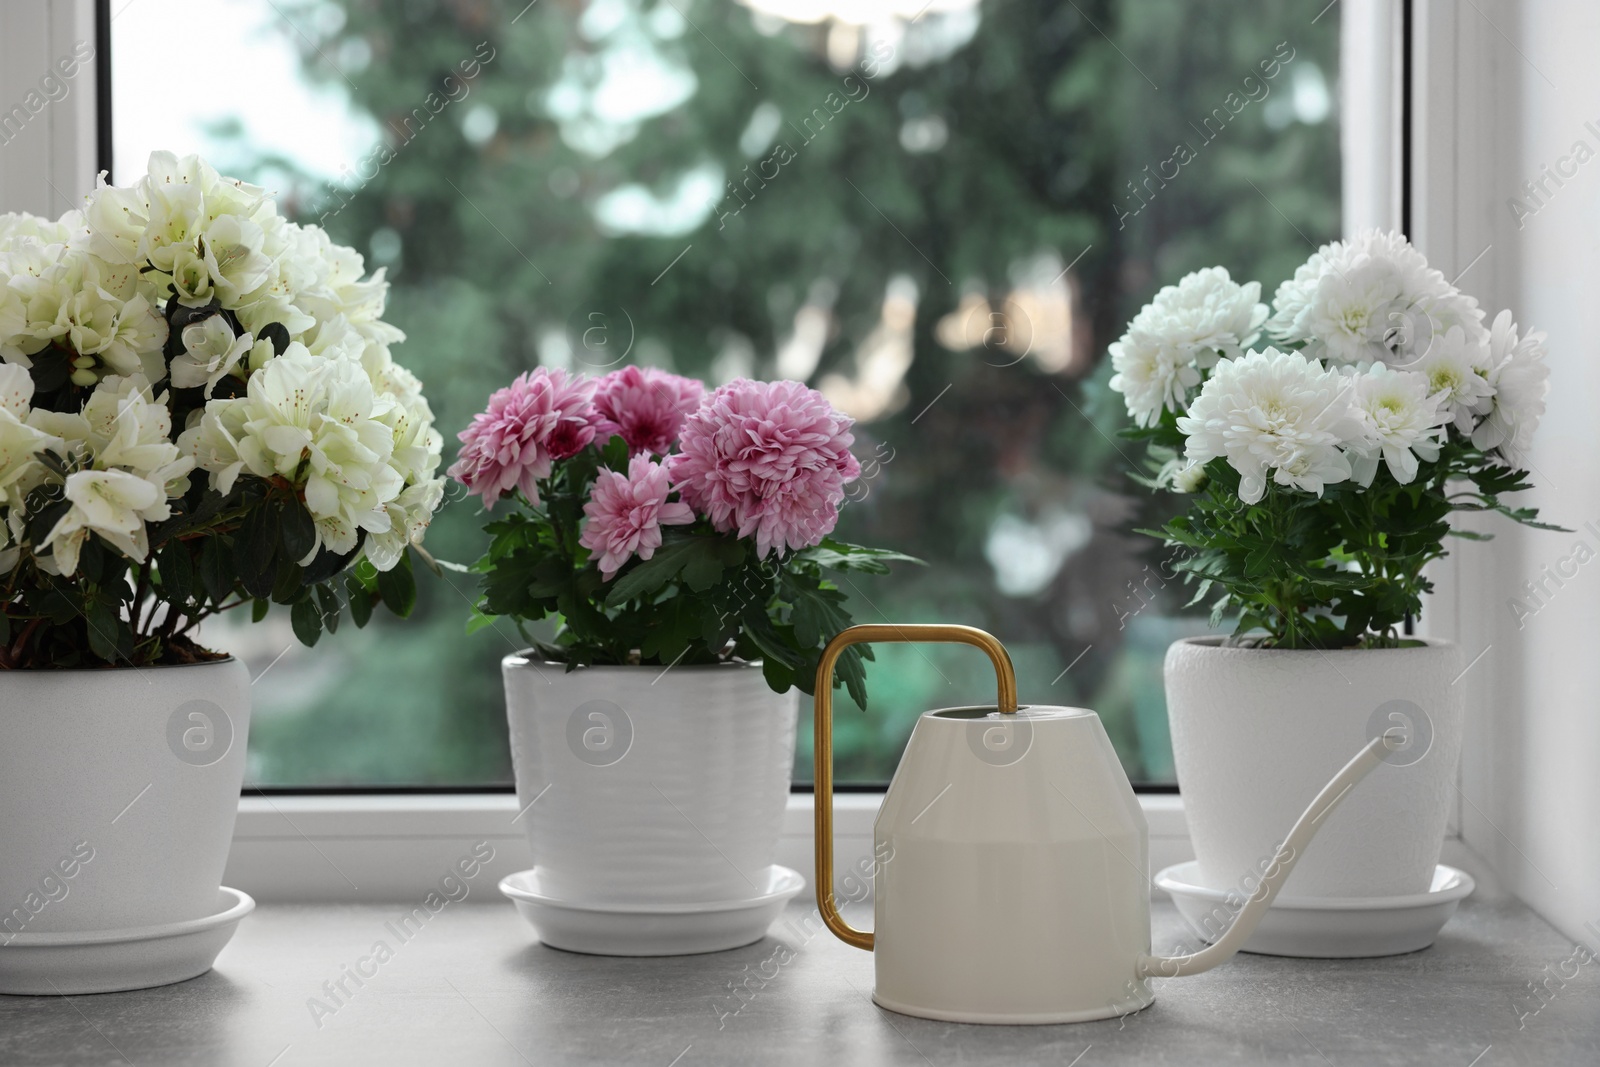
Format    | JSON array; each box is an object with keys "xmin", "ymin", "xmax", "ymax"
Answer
[
  {"xmin": 81, "ymin": 375, "xmax": 194, "ymax": 497},
  {"xmin": 42, "ymin": 468, "xmax": 168, "ymax": 576},
  {"xmin": 7, "ymin": 155, "xmax": 440, "ymax": 587},
  {"xmin": 0, "ymin": 212, "xmax": 77, "ymax": 248},
  {"xmin": 0, "ymin": 237, "xmax": 75, "ymax": 363},
  {"xmin": 0, "ymin": 364, "xmax": 62, "ymax": 517},
  {"xmin": 1399, "ymin": 324, "xmax": 1496, "ymax": 433},
  {"xmin": 54, "ymin": 255, "xmax": 168, "ymax": 382},
  {"xmin": 176, "ymin": 399, "xmax": 250, "ymax": 494},
  {"xmin": 170, "ymin": 314, "xmax": 268, "ymax": 396},
  {"xmin": 1472, "ymin": 309, "xmax": 1549, "ymax": 459},
  {"xmin": 1345, "ymin": 362, "xmax": 1449, "ymax": 486},
  {"xmin": 1108, "ymin": 267, "xmax": 1267, "ymax": 426},
  {"xmin": 1177, "ymin": 347, "xmax": 1365, "ymax": 504},
  {"xmin": 0, "ymin": 242, "xmax": 166, "ymax": 382},
  {"xmin": 189, "ymin": 344, "xmax": 407, "ymax": 559},
  {"xmin": 373, "ymin": 364, "xmax": 442, "ymax": 483},
  {"xmin": 285, "ymin": 225, "xmax": 405, "ymax": 364},
  {"xmin": 364, "ymin": 478, "xmax": 445, "ymax": 572}
]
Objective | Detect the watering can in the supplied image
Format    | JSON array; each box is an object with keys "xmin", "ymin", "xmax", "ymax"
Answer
[{"xmin": 812, "ymin": 624, "xmax": 1401, "ymax": 1024}]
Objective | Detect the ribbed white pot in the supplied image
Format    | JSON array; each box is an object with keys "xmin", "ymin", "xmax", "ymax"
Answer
[
  {"xmin": 503, "ymin": 655, "xmax": 799, "ymax": 906},
  {"xmin": 0, "ymin": 659, "xmax": 251, "ymax": 934},
  {"xmin": 1165, "ymin": 637, "xmax": 1462, "ymax": 898}
]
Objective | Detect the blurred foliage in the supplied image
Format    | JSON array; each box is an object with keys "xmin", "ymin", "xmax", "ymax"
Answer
[{"xmin": 162, "ymin": 0, "xmax": 1338, "ymax": 785}]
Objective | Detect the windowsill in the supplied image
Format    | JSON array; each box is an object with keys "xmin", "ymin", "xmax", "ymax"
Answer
[
  {"xmin": 227, "ymin": 791, "xmax": 1184, "ymax": 902},
  {"xmin": 4, "ymin": 897, "xmax": 1589, "ymax": 1064},
  {"xmin": 227, "ymin": 792, "xmax": 1495, "ymax": 904}
]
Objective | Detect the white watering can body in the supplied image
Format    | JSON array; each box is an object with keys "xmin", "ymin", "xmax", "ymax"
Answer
[{"xmin": 814, "ymin": 624, "xmax": 1399, "ymax": 1025}]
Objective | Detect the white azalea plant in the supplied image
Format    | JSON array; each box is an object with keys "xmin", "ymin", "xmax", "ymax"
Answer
[
  {"xmin": 0, "ymin": 153, "xmax": 443, "ymax": 668},
  {"xmin": 1109, "ymin": 232, "xmax": 1554, "ymax": 649}
]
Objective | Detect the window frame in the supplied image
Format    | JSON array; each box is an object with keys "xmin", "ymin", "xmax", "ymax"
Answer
[{"xmin": 6, "ymin": 0, "xmax": 1495, "ymax": 903}]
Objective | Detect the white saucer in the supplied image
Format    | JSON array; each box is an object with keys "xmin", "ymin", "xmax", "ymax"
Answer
[
  {"xmin": 0, "ymin": 887, "xmax": 255, "ymax": 995},
  {"xmin": 500, "ymin": 865, "xmax": 806, "ymax": 956},
  {"xmin": 1155, "ymin": 862, "xmax": 1474, "ymax": 958}
]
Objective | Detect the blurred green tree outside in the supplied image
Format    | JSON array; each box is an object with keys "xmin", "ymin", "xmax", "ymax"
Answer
[{"xmin": 116, "ymin": 0, "xmax": 1339, "ymax": 785}]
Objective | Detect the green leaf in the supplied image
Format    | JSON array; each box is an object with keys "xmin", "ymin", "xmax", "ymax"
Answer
[
  {"xmin": 242, "ymin": 502, "xmax": 277, "ymax": 571},
  {"xmin": 599, "ymin": 433, "xmax": 630, "ymax": 471},
  {"xmin": 156, "ymin": 540, "xmax": 194, "ymax": 605},
  {"xmin": 604, "ymin": 539, "xmax": 702, "ymax": 606},
  {"xmin": 301, "ymin": 543, "xmax": 361, "ymax": 584},
  {"xmin": 85, "ymin": 595, "xmax": 131, "ymax": 664},
  {"xmin": 278, "ymin": 497, "xmax": 318, "ymax": 563},
  {"xmin": 347, "ymin": 574, "xmax": 375, "ymax": 627},
  {"xmin": 290, "ymin": 596, "xmax": 323, "ymax": 647},
  {"xmin": 799, "ymin": 539, "xmax": 923, "ymax": 573},
  {"xmin": 835, "ymin": 645, "xmax": 870, "ymax": 709},
  {"xmin": 375, "ymin": 552, "xmax": 418, "ymax": 617},
  {"xmin": 761, "ymin": 656, "xmax": 796, "ymax": 693},
  {"xmin": 199, "ymin": 538, "xmax": 233, "ymax": 605},
  {"xmin": 27, "ymin": 498, "xmax": 70, "ymax": 550},
  {"xmin": 251, "ymin": 597, "xmax": 270, "ymax": 623},
  {"xmin": 317, "ymin": 583, "xmax": 342, "ymax": 634},
  {"xmin": 681, "ymin": 543, "xmax": 727, "ymax": 592},
  {"xmin": 270, "ymin": 557, "xmax": 305, "ymax": 604},
  {"xmin": 740, "ymin": 605, "xmax": 801, "ymax": 670}
]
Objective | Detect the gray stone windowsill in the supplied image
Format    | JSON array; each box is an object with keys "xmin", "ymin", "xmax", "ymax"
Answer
[{"xmin": 2, "ymin": 900, "xmax": 1597, "ymax": 1066}]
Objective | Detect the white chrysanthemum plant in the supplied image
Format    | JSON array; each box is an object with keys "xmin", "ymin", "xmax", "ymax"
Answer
[
  {"xmin": 1109, "ymin": 231, "xmax": 1555, "ymax": 650},
  {"xmin": 0, "ymin": 153, "xmax": 444, "ymax": 668}
]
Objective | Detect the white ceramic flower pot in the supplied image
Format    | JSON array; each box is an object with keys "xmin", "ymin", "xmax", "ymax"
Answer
[
  {"xmin": 1165, "ymin": 637, "xmax": 1462, "ymax": 898},
  {"xmin": 0, "ymin": 659, "xmax": 251, "ymax": 934},
  {"xmin": 503, "ymin": 655, "xmax": 799, "ymax": 906}
]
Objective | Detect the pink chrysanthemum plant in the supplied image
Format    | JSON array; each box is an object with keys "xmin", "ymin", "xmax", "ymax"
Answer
[{"xmin": 449, "ymin": 368, "xmax": 917, "ymax": 704}]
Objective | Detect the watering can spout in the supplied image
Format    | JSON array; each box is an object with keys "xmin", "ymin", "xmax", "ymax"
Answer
[{"xmin": 1138, "ymin": 729, "xmax": 1402, "ymax": 979}]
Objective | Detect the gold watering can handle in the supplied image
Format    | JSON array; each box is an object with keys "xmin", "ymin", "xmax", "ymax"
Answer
[{"xmin": 813, "ymin": 623, "xmax": 1019, "ymax": 951}]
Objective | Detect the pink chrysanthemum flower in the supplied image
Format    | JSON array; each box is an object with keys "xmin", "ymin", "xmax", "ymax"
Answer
[
  {"xmin": 579, "ymin": 453, "xmax": 695, "ymax": 579},
  {"xmin": 448, "ymin": 368, "xmax": 597, "ymax": 507},
  {"xmin": 592, "ymin": 366, "xmax": 706, "ymax": 456},
  {"xmin": 668, "ymin": 378, "xmax": 860, "ymax": 559}
]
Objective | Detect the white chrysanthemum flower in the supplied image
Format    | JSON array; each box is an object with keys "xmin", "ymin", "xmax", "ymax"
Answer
[
  {"xmin": 1269, "ymin": 229, "xmax": 1486, "ymax": 365},
  {"xmin": 1109, "ymin": 339, "xmax": 1198, "ymax": 428},
  {"xmin": 41, "ymin": 469, "xmax": 170, "ymax": 576},
  {"xmin": 1285, "ymin": 258, "xmax": 1402, "ymax": 365},
  {"xmin": 1156, "ymin": 455, "xmax": 1209, "ymax": 494},
  {"xmin": 1471, "ymin": 309, "xmax": 1549, "ymax": 459},
  {"xmin": 1108, "ymin": 267, "xmax": 1267, "ymax": 426},
  {"xmin": 1176, "ymin": 347, "xmax": 1365, "ymax": 504},
  {"xmin": 1345, "ymin": 362, "xmax": 1449, "ymax": 486},
  {"xmin": 1401, "ymin": 324, "xmax": 1496, "ymax": 433}
]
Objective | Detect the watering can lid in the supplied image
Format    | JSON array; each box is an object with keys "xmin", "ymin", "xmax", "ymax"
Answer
[{"xmin": 921, "ymin": 704, "xmax": 1094, "ymax": 722}]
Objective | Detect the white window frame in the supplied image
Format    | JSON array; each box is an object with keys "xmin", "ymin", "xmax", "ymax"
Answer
[{"xmin": 5, "ymin": 0, "xmax": 1515, "ymax": 905}]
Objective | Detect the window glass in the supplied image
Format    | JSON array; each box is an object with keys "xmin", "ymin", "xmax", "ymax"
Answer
[{"xmin": 111, "ymin": 0, "xmax": 1340, "ymax": 787}]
